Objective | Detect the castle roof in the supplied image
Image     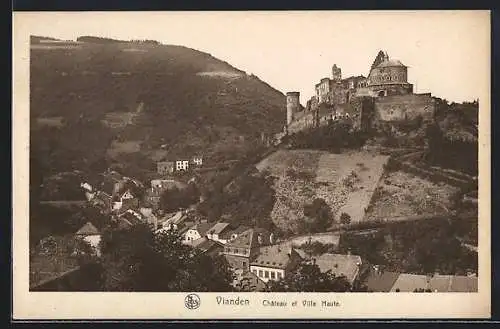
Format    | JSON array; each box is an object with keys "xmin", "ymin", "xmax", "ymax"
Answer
[{"xmin": 376, "ymin": 59, "xmax": 406, "ymax": 68}]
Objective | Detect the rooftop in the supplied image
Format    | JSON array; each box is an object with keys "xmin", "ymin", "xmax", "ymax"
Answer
[
  {"xmin": 226, "ymin": 228, "xmax": 272, "ymax": 248},
  {"xmin": 192, "ymin": 222, "xmax": 216, "ymax": 237},
  {"xmin": 220, "ymin": 225, "xmax": 251, "ymax": 240},
  {"xmin": 376, "ymin": 59, "xmax": 406, "ymax": 68},
  {"xmin": 75, "ymin": 222, "xmax": 100, "ymax": 235},
  {"xmin": 207, "ymin": 222, "xmax": 231, "ymax": 235},
  {"xmin": 310, "ymin": 253, "xmax": 362, "ymax": 284},
  {"xmin": 390, "ymin": 273, "xmax": 478, "ymax": 292},
  {"xmin": 251, "ymin": 245, "xmax": 296, "ymax": 270},
  {"xmin": 192, "ymin": 237, "xmax": 224, "ymax": 253},
  {"xmin": 363, "ymin": 268, "xmax": 401, "ymax": 292},
  {"xmin": 238, "ymin": 271, "xmax": 267, "ymax": 292}
]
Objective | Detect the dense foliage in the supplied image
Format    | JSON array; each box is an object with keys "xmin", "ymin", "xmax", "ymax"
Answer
[
  {"xmin": 197, "ymin": 171, "xmax": 276, "ymax": 231},
  {"xmin": 160, "ymin": 184, "xmax": 200, "ymax": 212},
  {"xmin": 424, "ymin": 122, "xmax": 478, "ymax": 175},
  {"xmin": 299, "ymin": 241, "xmax": 338, "ymax": 256},
  {"xmin": 299, "ymin": 198, "xmax": 333, "ymax": 233},
  {"xmin": 30, "ymin": 38, "xmax": 285, "ymax": 178},
  {"xmin": 286, "ymin": 122, "xmax": 368, "ymax": 152},
  {"xmin": 99, "ymin": 224, "xmax": 234, "ymax": 291},
  {"xmin": 339, "ymin": 217, "xmax": 477, "ymax": 275}
]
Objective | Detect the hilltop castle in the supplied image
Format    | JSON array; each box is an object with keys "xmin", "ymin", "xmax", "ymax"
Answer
[{"xmin": 284, "ymin": 51, "xmax": 435, "ymax": 135}]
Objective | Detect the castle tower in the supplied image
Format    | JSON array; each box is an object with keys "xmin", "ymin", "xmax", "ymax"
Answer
[
  {"xmin": 332, "ymin": 64, "xmax": 342, "ymax": 82},
  {"xmin": 286, "ymin": 92, "xmax": 300, "ymax": 126}
]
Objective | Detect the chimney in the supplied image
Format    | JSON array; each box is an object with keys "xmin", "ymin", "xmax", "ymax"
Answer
[{"xmin": 269, "ymin": 233, "xmax": 274, "ymax": 245}]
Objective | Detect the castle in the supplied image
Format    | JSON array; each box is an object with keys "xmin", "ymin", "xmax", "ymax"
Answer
[{"xmin": 284, "ymin": 51, "xmax": 435, "ymax": 135}]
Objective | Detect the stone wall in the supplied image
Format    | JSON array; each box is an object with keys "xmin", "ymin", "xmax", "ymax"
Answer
[
  {"xmin": 374, "ymin": 93, "xmax": 435, "ymax": 123},
  {"xmin": 287, "ymin": 111, "xmax": 316, "ymax": 134},
  {"xmin": 368, "ymin": 65, "xmax": 408, "ymax": 86},
  {"xmin": 224, "ymin": 254, "xmax": 251, "ymax": 272}
]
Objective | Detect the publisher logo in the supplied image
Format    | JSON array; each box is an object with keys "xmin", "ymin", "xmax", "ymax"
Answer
[{"xmin": 185, "ymin": 293, "xmax": 201, "ymax": 310}]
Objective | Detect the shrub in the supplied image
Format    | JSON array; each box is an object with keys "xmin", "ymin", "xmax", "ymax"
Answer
[{"xmin": 340, "ymin": 212, "xmax": 352, "ymax": 225}]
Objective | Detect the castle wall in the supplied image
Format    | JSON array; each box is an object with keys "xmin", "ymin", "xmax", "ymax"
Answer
[
  {"xmin": 368, "ymin": 66, "xmax": 408, "ymax": 85},
  {"xmin": 287, "ymin": 111, "xmax": 316, "ymax": 134},
  {"xmin": 374, "ymin": 93, "xmax": 435, "ymax": 123},
  {"xmin": 370, "ymin": 84, "xmax": 413, "ymax": 97}
]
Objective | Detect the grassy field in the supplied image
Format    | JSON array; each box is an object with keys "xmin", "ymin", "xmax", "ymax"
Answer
[{"xmin": 256, "ymin": 150, "xmax": 389, "ymax": 234}]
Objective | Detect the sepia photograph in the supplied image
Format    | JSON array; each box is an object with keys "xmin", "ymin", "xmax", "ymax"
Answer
[{"xmin": 13, "ymin": 10, "xmax": 490, "ymax": 319}]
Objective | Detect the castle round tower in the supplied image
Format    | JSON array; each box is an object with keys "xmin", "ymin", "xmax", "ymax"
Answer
[{"xmin": 286, "ymin": 92, "xmax": 300, "ymax": 126}]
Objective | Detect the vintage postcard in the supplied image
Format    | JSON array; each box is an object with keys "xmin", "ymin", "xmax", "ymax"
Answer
[{"xmin": 12, "ymin": 10, "xmax": 491, "ymax": 319}]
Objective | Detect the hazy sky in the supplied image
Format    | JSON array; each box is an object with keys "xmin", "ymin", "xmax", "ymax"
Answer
[{"xmin": 16, "ymin": 11, "xmax": 490, "ymax": 104}]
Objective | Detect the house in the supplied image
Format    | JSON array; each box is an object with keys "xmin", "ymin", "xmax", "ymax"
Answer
[
  {"xmin": 116, "ymin": 209, "xmax": 144, "ymax": 229},
  {"xmin": 80, "ymin": 182, "xmax": 95, "ymax": 201},
  {"xmin": 112, "ymin": 188, "xmax": 139, "ymax": 212},
  {"xmin": 206, "ymin": 222, "xmax": 232, "ymax": 244},
  {"xmin": 175, "ymin": 160, "xmax": 190, "ymax": 171},
  {"xmin": 139, "ymin": 207, "xmax": 158, "ymax": 229},
  {"xmin": 157, "ymin": 211, "xmax": 186, "ymax": 232},
  {"xmin": 91, "ymin": 191, "xmax": 112, "ymax": 213},
  {"xmin": 75, "ymin": 222, "xmax": 101, "ymax": 256},
  {"xmin": 222, "ymin": 228, "xmax": 273, "ymax": 272},
  {"xmin": 183, "ymin": 222, "xmax": 215, "ymax": 243},
  {"xmin": 150, "ymin": 179, "xmax": 187, "ymax": 191},
  {"xmin": 390, "ymin": 273, "xmax": 478, "ymax": 292},
  {"xmin": 143, "ymin": 188, "xmax": 162, "ymax": 210},
  {"xmin": 307, "ymin": 253, "xmax": 363, "ymax": 286},
  {"xmin": 362, "ymin": 265, "xmax": 400, "ymax": 292},
  {"xmin": 219, "ymin": 225, "xmax": 251, "ymax": 244},
  {"xmin": 250, "ymin": 245, "xmax": 303, "ymax": 283},
  {"xmin": 100, "ymin": 170, "xmax": 122, "ymax": 196},
  {"xmin": 191, "ymin": 156, "xmax": 203, "ymax": 166},
  {"xmin": 157, "ymin": 161, "xmax": 175, "ymax": 175},
  {"xmin": 234, "ymin": 269, "xmax": 267, "ymax": 292},
  {"xmin": 190, "ymin": 237, "xmax": 224, "ymax": 256}
]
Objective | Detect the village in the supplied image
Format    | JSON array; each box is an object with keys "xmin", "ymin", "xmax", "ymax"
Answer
[{"xmin": 29, "ymin": 49, "xmax": 479, "ymax": 293}]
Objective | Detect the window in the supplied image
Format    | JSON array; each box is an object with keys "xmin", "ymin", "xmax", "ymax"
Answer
[
  {"xmin": 277, "ymin": 272, "xmax": 282, "ymax": 279},
  {"xmin": 243, "ymin": 262, "xmax": 247, "ymax": 268},
  {"xmin": 265, "ymin": 271, "xmax": 269, "ymax": 278},
  {"xmin": 271, "ymin": 272, "xmax": 276, "ymax": 279},
  {"xmin": 259, "ymin": 270, "xmax": 263, "ymax": 278},
  {"xmin": 253, "ymin": 269, "xmax": 257, "ymax": 275}
]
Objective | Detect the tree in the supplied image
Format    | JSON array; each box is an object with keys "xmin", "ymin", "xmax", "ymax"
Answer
[
  {"xmin": 340, "ymin": 212, "xmax": 352, "ymax": 225},
  {"xmin": 302, "ymin": 198, "xmax": 332, "ymax": 233},
  {"xmin": 99, "ymin": 224, "xmax": 234, "ymax": 291},
  {"xmin": 265, "ymin": 263, "xmax": 352, "ymax": 292},
  {"xmin": 160, "ymin": 184, "xmax": 200, "ymax": 212}
]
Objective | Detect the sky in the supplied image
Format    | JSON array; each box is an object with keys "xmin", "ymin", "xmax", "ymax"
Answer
[{"xmin": 15, "ymin": 11, "xmax": 490, "ymax": 104}]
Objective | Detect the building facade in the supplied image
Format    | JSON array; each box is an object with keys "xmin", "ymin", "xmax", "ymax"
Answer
[{"xmin": 250, "ymin": 246, "xmax": 302, "ymax": 283}]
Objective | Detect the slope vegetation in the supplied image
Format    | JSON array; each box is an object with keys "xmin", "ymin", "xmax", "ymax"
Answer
[{"xmin": 30, "ymin": 36, "xmax": 286, "ymax": 180}]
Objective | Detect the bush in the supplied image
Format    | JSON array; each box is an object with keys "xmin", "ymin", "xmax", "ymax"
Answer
[{"xmin": 340, "ymin": 212, "xmax": 351, "ymax": 225}]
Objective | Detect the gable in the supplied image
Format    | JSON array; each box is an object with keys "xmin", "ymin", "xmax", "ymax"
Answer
[{"xmin": 121, "ymin": 190, "xmax": 134, "ymax": 199}]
